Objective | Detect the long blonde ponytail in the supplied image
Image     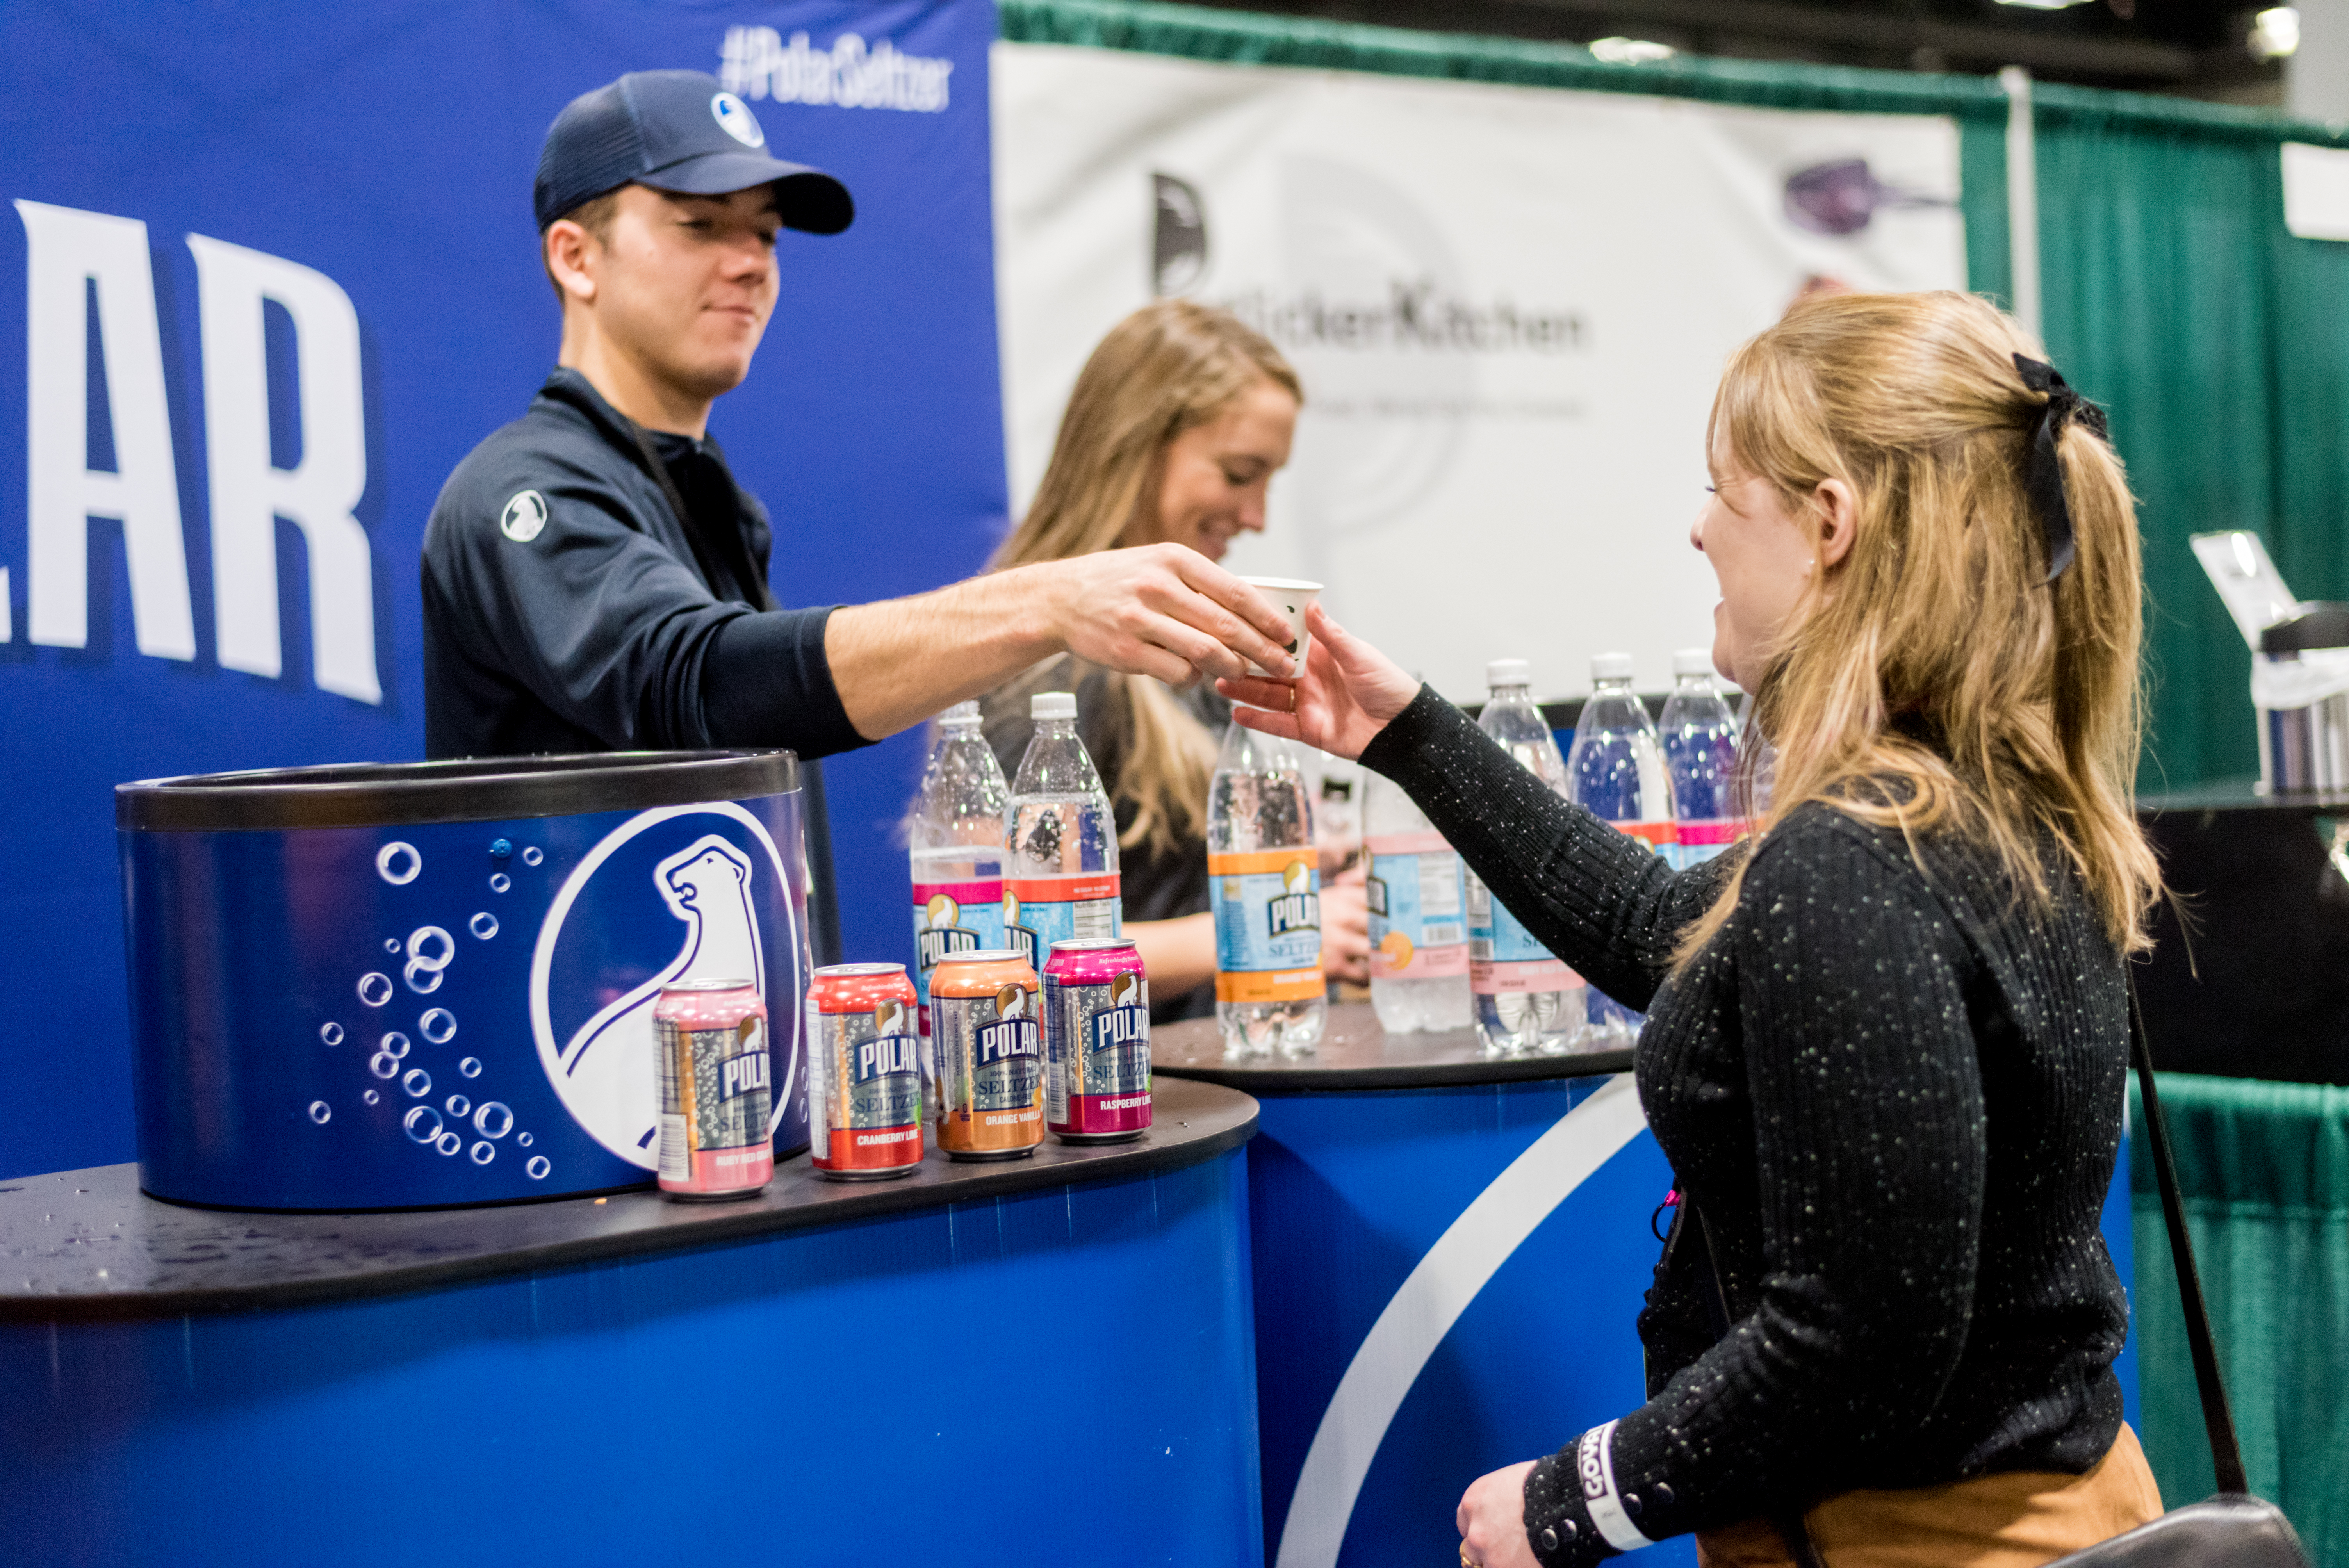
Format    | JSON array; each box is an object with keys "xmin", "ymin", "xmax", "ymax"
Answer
[{"xmin": 1676, "ymin": 290, "xmax": 2160, "ymax": 965}]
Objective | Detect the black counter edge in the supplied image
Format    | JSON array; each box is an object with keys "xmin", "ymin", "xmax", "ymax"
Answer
[
  {"xmin": 0, "ymin": 1101, "xmax": 1256, "ymax": 1322},
  {"xmin": 1153, "ymin": 1048, "xmax": 1634, "ymax": 1091}
]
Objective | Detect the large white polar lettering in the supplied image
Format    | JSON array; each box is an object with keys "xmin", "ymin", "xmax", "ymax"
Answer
[
  {"xmin": 187, "ymin": 234, "xmax": 380, "ymax": 704},
  {"xmin": 14, "ymin": 201, "xmax": 196, "ymax": 659}
]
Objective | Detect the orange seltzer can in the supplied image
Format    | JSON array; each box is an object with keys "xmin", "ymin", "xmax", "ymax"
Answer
[
  {"xmin": 805, "ymin": 963, "xmax": 924, "ymax": 1180},
  {"xmin": 930, "ymin": 949, "xmax": 1044, "ymax": 1160}
]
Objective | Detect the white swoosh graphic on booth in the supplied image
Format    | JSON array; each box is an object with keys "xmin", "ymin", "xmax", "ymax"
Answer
[{"xmin": 1273, "ymin": 1074, "xmax": 1650, "ymax": 1568}]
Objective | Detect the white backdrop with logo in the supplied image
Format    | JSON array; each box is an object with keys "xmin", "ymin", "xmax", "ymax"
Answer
[{"xmin": 993, "ymin": 43, "xmax": 1968, "ymax": 701}]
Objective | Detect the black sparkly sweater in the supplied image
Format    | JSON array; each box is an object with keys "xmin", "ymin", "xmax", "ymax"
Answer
[{"xmin": 1359, "ymin": 688, "xmax": 2132, "ymax": 1565}]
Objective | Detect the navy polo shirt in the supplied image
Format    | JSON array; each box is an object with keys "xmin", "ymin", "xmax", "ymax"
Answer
[{"xmin": 420, "ymin": 368, "xmax": 872, "ymax": 762}]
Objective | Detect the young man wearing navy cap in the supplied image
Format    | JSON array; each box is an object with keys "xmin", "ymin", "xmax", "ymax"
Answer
[{"xmin": 421, "ymin": 70, "xmax": 1292, "ymax": 763}]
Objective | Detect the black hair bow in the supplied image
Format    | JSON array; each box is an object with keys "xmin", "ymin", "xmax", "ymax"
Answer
[{"xmin": 2013, "ymin": 353, "xmax": 2109, "ymax": 584}]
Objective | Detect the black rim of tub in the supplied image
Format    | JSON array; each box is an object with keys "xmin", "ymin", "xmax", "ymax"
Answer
[{"xmin": 116, "ymin": 750, "xmax": 802, "ymax": 832}]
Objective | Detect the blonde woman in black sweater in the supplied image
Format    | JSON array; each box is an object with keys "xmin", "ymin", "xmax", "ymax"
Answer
[{"xmin": 1221, "ymin": 292, "xmax": 2165, "ymax": 1568}]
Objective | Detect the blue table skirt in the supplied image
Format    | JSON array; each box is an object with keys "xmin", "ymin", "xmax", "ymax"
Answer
[
  {"xmin": 1246, "ymin": 1074, "xmax": 2137, "ymax": 1568},
  {"xmin": 0, "ymin": 1148, "xmax": 1262, "ymax": 1568}
]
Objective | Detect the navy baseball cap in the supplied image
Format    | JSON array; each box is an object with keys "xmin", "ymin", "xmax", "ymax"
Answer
[{"xmin": 533, "ymin": 70, "xmax": 854, "ymax": 235}]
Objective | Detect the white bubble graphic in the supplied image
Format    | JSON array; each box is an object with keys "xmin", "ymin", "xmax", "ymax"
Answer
[
  {"xmin": 445, "ymin": 1094, "xmax": 471, "ymax": 1118},
  {"xmin": 403, "ymin": 1106, "xmax": 442, "ymax": 1144},
  {"xmin": 435, "ymin": 1130, "xmax": 462, "ymax": 1156},
  {"xmin": 380, "ymin": 1031, "xmax": 410, "ymax": 1060},
  {"xmin": 469, "ymin": 1142, "xmax": 495, "ymax": 1165},
  {"xmin": 517, "ymin": 1132, "xmax": 533, "ymax": 1147},
  {"xmin": 357, "ymin": 973, "xmax": 394, "ymax": 1007},
  {"xmin": 458, "ymin": 1056, "xmax": 482, "ymax": 1078},
  {"xmin": 319, "ymin": 1022, "xmax": 343, "ymax": 1046},
  {"xmin": 405, "ymin": 926, "xmax": 454, "ymax": 994},
  {"xmin": 525, "ymin": 1156, "xmax": 551, "ymax": 1180},
  {"xmin": 383, "ymin": 938, "xmax": 401, "ymax": 954},
  {"xmin": 364, "ymin": 1089, "xmax": 380, "ymax": 1105},
  {"xmin": 489, "ymin": 873, "xmax": 511, "ymax": 894},
  {"xmin": 469, "ymin": 912, "xmax": 499, "ymax": 940},
  {"xmin": 420, "ymin": 1009, "xmax": 457, "ymax": 1044},
  {"xmin": 376, "ymin": 841, "xmax": 421, "ymax": 885},
  {"xmin": 369, "ymin": 1052, "xmax": 400, "ymax": 1080},
  {"xmin": 521, "ymin": 846, "xmax": 544, "ymax": 866},
  {"xmin": 473, "ymin": 1102, "xmax": 513, "ymax": 1139},
  {"xmin": 308, "ymin": 1101, "xmax": 331, "ymax": 1124},
  {"xmin": 403, "ymin": 1068, "xmax": 432, "ymax": 1098}
]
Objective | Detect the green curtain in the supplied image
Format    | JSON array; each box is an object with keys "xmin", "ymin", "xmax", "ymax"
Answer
[
  {"xmin": 2131, "ymin": 1073, "xmax": 2349, "ymax": 1564},
  {"xmin": 2033, "ymin": 93, "xmax": 2349, "ymax": 791},
  {"xmin": 996, "ymin": 0, "xmax": 2349, "ymax": 794}
]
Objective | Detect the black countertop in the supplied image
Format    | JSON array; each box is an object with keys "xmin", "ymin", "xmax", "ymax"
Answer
[
  {"xmin": 0, "ymin": 1076, "xmax": 1256, "ymax": 1321},
  {"xmin": 1152, "ymin": 1002, "xmax": 1634, "ymax": 1091},
  {"xmin": 2139, "ymin": 779, "xmax": 2349, "ymax": 815}
]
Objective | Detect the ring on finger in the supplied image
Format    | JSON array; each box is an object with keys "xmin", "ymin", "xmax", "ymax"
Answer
[
  {"xmin": 1460, "ymin": 1548, "xmax": 1478, "ymax": 1568},
  {"xmin": 1288, "ymin": 685, "xmax": 1298, "ymax": 714}
]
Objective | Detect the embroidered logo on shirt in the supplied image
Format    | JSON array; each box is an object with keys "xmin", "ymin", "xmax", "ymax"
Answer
[{"xmin": 500, "ymin": 490, "xmax": 549, "ymax": 543}]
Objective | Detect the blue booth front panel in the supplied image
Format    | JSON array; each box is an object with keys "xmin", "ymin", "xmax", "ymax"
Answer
[
  {"xmin": 0, "ymin": 1148, "xmax": 1262, "ymax": 1568},
  {"xmin": 1247, "ymin": 1074, "xmax": 2140, "ymax": 1568}
]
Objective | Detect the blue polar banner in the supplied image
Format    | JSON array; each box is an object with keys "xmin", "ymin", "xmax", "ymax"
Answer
[{"xmin": 0, "ymin": 1, "xmax": 1008, "ymax": 1183}]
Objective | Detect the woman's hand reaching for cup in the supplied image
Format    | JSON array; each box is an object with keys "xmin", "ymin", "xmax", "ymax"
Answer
[{"xmin": 1216, "ymin": 602, "xmax": 1420, "ymax": 762}]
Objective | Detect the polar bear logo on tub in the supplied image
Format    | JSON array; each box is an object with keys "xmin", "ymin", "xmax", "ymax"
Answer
[{"xmin": 555, "ymin": 836, "xmax": 768, "ymax": 1162}]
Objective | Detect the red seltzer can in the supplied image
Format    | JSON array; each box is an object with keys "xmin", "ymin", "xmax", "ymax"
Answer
[
  {"xmin": 806, "ymin": 963, "xmax": 925, "ymax": 1180},
  {"xmin": 654, "ymin": 978, "xmax": 773, "ymax": 1199},
  {"xmin": 1043, "ymin": 937, "xmax": 1151, "ymax": 1143}
]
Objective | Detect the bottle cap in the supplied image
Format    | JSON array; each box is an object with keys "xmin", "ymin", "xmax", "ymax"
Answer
[
  {"xmin": 1030, "ymin": 692, "xmax": 1077, "ymax": 721},
  {"xmin": 1672, "ymin": 648, "xmax": 1713, "ymax": 678},
  {"xmin": 942, "ymin": 699, "xmax": 981, "ymax": 723},
  {"xmin": 1591, "ymin": 652, "xmax": 1635, "ymax": 682},
  {"xmin": 1486, "ymin": 658, "xmax": 1531, "ymax": 688}
]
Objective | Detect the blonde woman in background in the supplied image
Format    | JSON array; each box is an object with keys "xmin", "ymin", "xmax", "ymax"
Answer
[{"xmin": 981, "ymin": 300, "xmax": 1370, "ymax": 1021}]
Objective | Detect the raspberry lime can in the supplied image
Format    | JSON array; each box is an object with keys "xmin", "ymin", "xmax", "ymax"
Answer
[
  {"xmin": 805, "ymin": 963, "xmax": 924, "ymax": 1181},
  {"xmin": 931, "ymin": 949, "xmax": 1044, "ymax": 1160},
  {"xmin": 1044, "ymin": 937, "xmax": 1151, "ymax": 1143},
  {"xmin": 655, "ymin": 979, "xmax": 773, "ymax": 1199}
]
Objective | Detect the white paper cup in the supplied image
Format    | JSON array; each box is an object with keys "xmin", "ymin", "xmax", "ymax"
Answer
[{"xmin": 1239, "ymin": 576, "xmax": 1322, "ymax": 678}]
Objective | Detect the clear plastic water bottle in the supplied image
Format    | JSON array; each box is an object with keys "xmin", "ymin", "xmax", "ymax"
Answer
[
  {"xmin": 1659, "ymin": 649, "xmax": 1745, "ymax": 870},
  {"xmin": 1364, "ymin": 770, "xmax": 1471, "ymax": 1033},
  {"xmin": 1738, "ymin": 689, "xmax": 1776, "ymax": 815},
  {"xmin": 911, "ymin": 702, "xmax": 1009, "ymax": 1121},
  {"xmin": 1005, "ymin": 693, "xmax": 1120, "ymax": 975},
  {"xmin": 1567, "ymin": 653, "xmax": 1673, "ymax": 1048},
  {"xmin": 1470, "ymin": 659, "xmax": 1586, "ymax": 1055},
  {"xmin": 1208, "ymin": 718, "xmax": 1326, "ymax": 1057}
]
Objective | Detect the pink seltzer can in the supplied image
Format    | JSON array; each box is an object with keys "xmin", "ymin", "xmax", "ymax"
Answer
[{"xmin": 1042, "ymin": 937, "xmax": 1151, "ymax": 1143}]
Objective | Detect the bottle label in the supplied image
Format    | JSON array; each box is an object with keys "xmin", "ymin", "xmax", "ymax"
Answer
[
  {"xmin": 1466, "ymin": 871, "xmax": 1582, "ymax": 994},
  {"xmin": 1615, "ymin": 820, "xmax": 1678, "ymax": 855},
  {"xmin": 1672, "ymin": 818, "xmax": 1749, "ymax": 870},
  {"xmin": 1209, "ymin": 850, "xmax": 1326, "ymax": 1004},
  {"xmin": 911, "ymin": 877, "xmax": 1006, "ymax": 1033},
  {"xmin": 1366, "ymin": 832, "xmax": 1469, "ymax": 980},
  {"xmin": 1003, "ymin": 875, "xmax": 1121, "ymax": 972}
]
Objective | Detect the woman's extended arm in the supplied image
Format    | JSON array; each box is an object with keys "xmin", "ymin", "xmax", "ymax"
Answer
[
  {"xmin": 1219, "ymin": 605, "xmax": 1729, "ymax": 1008},
  {"xmin": 1361, "ymin": 686, "xmax": 1727, "ymax": 1012},
  {"xmin": 1517, "ymin": 816, "xmax": 1990, "ymax": 1564}
]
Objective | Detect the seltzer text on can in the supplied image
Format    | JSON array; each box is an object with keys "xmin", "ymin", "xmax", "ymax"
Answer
[
  {"xmin": 930, "ymin": 949, "xmax": 1044, "ymax": 1160},
  {"xmin": 655, "ymin": 978, "xmax": 773, "ymax": 1199},
  {"xmin": 805, "ymin": 963, "xmax": 925, "ymax": 1180},
  {"xmin": 1044, "ymin": 937, "xmax": 1151, "ymax": 1143}
]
